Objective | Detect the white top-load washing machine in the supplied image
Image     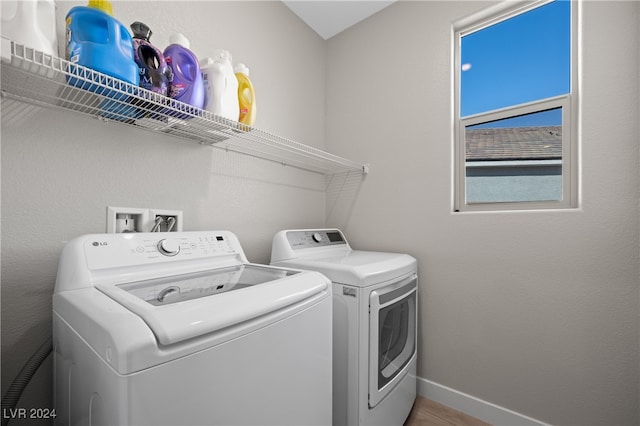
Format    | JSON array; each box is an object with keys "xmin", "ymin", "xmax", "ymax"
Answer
[
  {"xmin": 271, "ymin": 229, "xmax": 417, "ymax": 426},
  {"xmin": 53, "ymin": 230, "xmax": 332, "ymax": 426}
]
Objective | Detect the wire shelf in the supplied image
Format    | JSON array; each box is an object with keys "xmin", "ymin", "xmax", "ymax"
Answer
[{"xmin": 1, "ymin": 39, "xmax": 368, "ymax": 176}]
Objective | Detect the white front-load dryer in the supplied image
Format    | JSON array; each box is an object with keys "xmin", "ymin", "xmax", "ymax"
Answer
[
  {"xmin": 53, "ymin": 230, "xmax": 332, "ymax": 426},
  {"xmin": 271, "ymin": 229, "xmax": 417, "ymax": 426}
]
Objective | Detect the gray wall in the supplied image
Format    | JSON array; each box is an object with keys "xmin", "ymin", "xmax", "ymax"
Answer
[
  {"xmin": 1, "ymin": 1, "xmax": 327, "ymax": 421},
  {"xmin": 326, "ymin": 1, "xmax": 639, "ymax": 425},
  {"xmin": 2, "ymin": 1, "xmax": 639, "ymax": 426}
]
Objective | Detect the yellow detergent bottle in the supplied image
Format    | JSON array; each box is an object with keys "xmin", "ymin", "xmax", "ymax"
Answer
[{"xmin": 234, "ymin": 63, "xmax": 256, "ymax": 126}]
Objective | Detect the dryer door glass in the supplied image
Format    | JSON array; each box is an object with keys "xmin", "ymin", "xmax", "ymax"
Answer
[
  {"xmin": 378, "ymin": 298, "xmax": 412, "ymax": 386},
  {"xmin": 369, "ymin": 275, "xmax": 417, "ymax": 407}
]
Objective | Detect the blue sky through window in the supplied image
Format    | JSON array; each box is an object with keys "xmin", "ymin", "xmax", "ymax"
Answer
[{"xmin": 461, "ymin": 0, "xmax": 571, "ymax": 122}]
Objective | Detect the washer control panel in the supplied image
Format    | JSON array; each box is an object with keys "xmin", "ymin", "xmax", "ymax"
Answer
[
  {"xmin": 286, "ymin": 229, "xmax": 347, "ymax": 250},
  {"xmin": 84, "ymin": 231, "xmax": 240, "ymax": 270}
]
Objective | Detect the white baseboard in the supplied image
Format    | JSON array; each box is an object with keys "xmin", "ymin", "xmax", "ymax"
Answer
[{"xmin": 417, "ymin": 377, "xmax": 551, "ymax": 426}]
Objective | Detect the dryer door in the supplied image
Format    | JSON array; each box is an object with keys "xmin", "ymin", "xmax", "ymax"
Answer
[{"xmin": 368, "ymin": 273, "xmax": 417, "ymax": 408}]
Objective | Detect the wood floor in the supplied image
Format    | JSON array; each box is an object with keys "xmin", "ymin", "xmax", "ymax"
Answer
[{"xmin": 404, "ymin": 397, "xmax": 492, "ymax": 426}]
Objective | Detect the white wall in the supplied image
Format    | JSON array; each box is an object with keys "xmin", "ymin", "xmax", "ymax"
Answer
[
  {"xmin": 326, "ymin": 1, "xmax": 639, "ymax": 425},
  {"xmin": 1, "ymin": 1, "xmax": 327, "ymax": 420}
]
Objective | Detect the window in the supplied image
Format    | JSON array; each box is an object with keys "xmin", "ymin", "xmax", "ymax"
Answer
[{"xmin": 454, "ymin": 0, "xmax": 578, "ymax": 212}]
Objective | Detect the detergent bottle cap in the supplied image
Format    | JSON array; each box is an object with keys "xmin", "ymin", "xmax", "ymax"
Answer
[
  {"xmin": 130, "ymin": 21, "xmax": 152, "ymax": 41},
  {"xmin": 199, "ymin": 57, "xmax": 215, "ymax": 67},
  {"xmin": 212, "ymin": 49, "xmax": 232, "ymax": 63},
  {"xmin": 88, "ymin": 0, "xmax": 113, "ymax": 15},
  {"xmin": 169, "ymin": 33, "xmax": 190, "ymax": 49},
  {"xmin": 234, "ymin": 63, "xmax": 249, "ymax": 76}
]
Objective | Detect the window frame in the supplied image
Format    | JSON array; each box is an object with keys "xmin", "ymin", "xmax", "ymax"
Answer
[{"xmin": 453, "ymin": 0, "xmax": 579, "ymax": 213}]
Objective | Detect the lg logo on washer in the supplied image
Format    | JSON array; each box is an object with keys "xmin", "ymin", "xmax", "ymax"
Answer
[{"xmin": 92, "ymin": 241, "xmax": 108, "ymax": 247}]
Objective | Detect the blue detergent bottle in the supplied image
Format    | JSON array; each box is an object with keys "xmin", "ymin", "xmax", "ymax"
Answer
[
  {"xmin": 164, "ymin": 33, "xmax": 204, "ymax": 115},
  {"xmin": 65, "ymin": 0, "xmax": 139, "ymax": 90}
]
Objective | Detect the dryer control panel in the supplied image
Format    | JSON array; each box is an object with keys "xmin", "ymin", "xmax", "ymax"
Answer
[
  {"xmin": 271, "ymin": 229, "xmax": 352, "ymax": 264},
  {"xmin": 286, "ymin": 229, "xmax": 347, "ymax": 250}
]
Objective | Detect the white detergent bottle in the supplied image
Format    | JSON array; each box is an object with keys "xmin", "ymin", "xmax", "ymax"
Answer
[
  {"xmin": 200, "ymin": 49, "xmax": 239, "ymax": 121},
  {"xmin": 1, "ymin": 0, "xmax": 58, "ymax": 56}
]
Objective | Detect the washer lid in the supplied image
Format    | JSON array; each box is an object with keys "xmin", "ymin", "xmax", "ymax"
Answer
[
  {"xmin": 96, "ymin": 264, "xmax": 328, "ymax": 345},
  {"xmin": 280, "ymin": 250, "xmax": 416, "ymax": 286}
]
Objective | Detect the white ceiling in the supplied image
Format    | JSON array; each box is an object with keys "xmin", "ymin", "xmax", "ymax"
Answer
[{"xmin": 282, "ymin": 1, "xmax": 396, "ymax": 40}]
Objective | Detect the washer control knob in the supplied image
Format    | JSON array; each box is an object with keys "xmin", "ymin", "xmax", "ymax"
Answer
[
  {"xmin": 312, "ymin": 232, "xmax": 323, "ymax": 243},
  {"xmin": 158, "ymin": 238, "xmax": 180, "ymax": 256}
]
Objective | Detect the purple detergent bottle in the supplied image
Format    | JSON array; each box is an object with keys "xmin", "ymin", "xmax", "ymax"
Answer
[
  {"xmin": 130, "ymin": 21, "xmax": 169, "ymax": 96},
  {"xmin": 163, "ymin": 33, "xmax": 204, "ymax": 113}
]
